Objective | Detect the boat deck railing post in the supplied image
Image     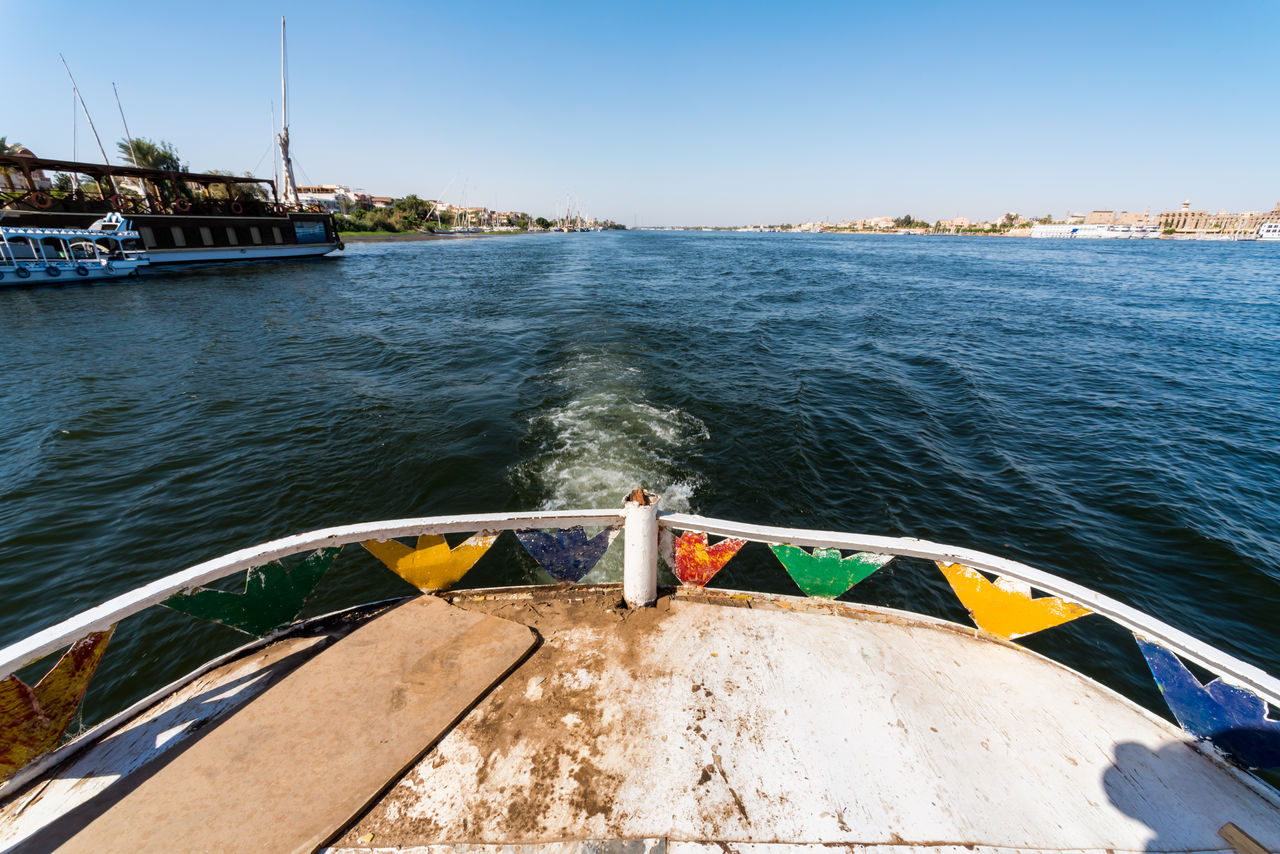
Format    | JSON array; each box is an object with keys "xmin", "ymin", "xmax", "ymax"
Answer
[{"xmin": 623, "ymin": 489, "xmax": 660, "ymax": 608}]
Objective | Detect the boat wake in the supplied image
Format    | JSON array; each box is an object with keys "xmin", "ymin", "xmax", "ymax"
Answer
[{"xmin": 509, "ymin": 351, "xmax": 705, "ymax": 556}]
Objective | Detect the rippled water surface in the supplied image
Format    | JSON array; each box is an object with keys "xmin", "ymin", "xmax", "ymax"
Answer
[{"xmin": 1, "ymin": 232, "xmax": 1277, "ymax": 720}]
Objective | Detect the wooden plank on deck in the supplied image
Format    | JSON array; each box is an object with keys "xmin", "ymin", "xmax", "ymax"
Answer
[{"xmin": 54, "ymin": 595, "xmax": 537, "ymax": 854}]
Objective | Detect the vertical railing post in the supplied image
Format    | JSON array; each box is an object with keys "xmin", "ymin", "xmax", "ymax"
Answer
[{"xmin": 623, "ymin": 489, "xmax": 660, "ymax": 608}]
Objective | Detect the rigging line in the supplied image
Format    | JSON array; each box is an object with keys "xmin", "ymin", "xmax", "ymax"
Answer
[
  {"xmin": 112, "ymin": 83, "xmax": 138, "ymax": 167},
  {"xmin": 292, "ymin": 153, "xmax": 313, "ymax": 189},
  {"xmin": 250, "ymin": 140, "xmax": 275, "ymax": 176},
  {"xmin": 60, "ymin": 54, "xmax": 117, "ymax": 194}
]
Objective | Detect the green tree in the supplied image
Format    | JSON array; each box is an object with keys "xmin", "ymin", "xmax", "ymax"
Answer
[
  {"xmin": 51, "ymin": 173, "xmax": 74, "ymax": 198},
  {"xmin": 1001, "ymin": 212, "xmax": 1018, "ymax": 226},
  {"xmin": 394, "ymin": 194, "xmax": 429, "ymax": 223},
  {"xmin": 535, "ymin": 216, "xmax": 552, "ymax": 229},
  {"xmin": 0, "ymin": 137, "xmax": 23, "ymax": 191},
  {"xmin": 116, "ymin": 137, "xmax": 184, "ymax": 171}
]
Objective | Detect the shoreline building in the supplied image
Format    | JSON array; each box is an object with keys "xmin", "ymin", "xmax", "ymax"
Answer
[{"xmin": 1159, "ymin": 200, "xmax": 1280, "ymax": 235}]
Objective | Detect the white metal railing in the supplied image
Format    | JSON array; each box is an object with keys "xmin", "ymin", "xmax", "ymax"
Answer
[
  {"xmin": 657, "ymin": 512, "xmax": 1280, "ymax": 710},
  {"xmin": 0, "ymin": 501, "xmax": 1275, "ymax": 716},
  {"xmin": 0, "ymin": 509, "xmax": 622, "ymax": 680}
]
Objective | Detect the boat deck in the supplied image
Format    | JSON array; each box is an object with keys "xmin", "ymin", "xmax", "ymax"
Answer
[{"xmin": 2, "ymin": 586, "xmax": 1278, "ymax": 853}]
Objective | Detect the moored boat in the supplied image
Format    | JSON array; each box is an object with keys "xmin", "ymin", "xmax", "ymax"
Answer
[
  {"xmin": 0, "ymin": 492, "xmax": 1276, "ymax": 851},
  {"xmin": 0, "ymin": 153, "xmax": 341, "ymax": 268},
  {"xmin": 0, "ymin": 214, "xmax": 149, "ymax": 284}
]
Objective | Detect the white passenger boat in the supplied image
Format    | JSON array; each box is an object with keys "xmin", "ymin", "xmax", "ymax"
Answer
[
  {"xmin": 1258, "ymin": 223, "xmax": 1280, "ymax": 241},
  {"xmin": 0, "ymin": 490, "xmax": 1276, "ymax": 852},
  {"xmin": 0, "ymin": 214, "xmax": 149, "ymax": 284}
]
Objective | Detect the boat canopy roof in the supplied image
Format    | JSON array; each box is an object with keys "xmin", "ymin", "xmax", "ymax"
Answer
[
  {"xmin": 0, "ymin": 225, "xmax": 137, "ymax": 240},
  {"xmin": 0, "ymin": 154, "xmax": 274, "ymax": 191}
]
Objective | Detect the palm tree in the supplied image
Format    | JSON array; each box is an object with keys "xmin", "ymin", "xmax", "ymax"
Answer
[
  {"xmin": 116, "ymin": 137, "xmax": 183, "ymax": 172},
  {"xmin": 117, "ymin": 137, "xmax": 187, "ymax": 206},
  {"xmin": 1, "ymin": 137, "xmax": 22, "ymax": 191}
]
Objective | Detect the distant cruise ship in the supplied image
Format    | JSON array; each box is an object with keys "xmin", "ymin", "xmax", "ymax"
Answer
[{"xmin": 1029, "ymin": 223, "xmax": 1162, "ymax": 239}]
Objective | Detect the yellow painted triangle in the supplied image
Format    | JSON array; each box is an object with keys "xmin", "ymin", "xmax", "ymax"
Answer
[
  {"xmin": 362, "ymin": 532, "xmax": 497, "ymax": 591},
  {"xmin": 936, "ymin": 562, "xmax": 1091, "ymax": 640},
  {"xmin": 0, "ymin": 627, "xmax": 114, "ymax": 781}
]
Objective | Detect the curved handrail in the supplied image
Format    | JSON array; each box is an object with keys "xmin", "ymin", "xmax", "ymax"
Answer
[
  {"xmin": 1, "ymin": 507, "xmax": 1275, "ymax": 714},
  {"xmin": 659, "ymin": 512, "xmax": 1280, "ymax": 709},
  {"xmin": 0, "ymin": 509, "xmax": 623, "ymax": 680}
]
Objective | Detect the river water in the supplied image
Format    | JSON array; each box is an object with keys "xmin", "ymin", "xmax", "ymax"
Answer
[{"xmin": 1, "ymin": 232, "xmax": 1277, "ymax": 723}]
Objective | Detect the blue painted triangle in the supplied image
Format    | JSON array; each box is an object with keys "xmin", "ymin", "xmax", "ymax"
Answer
[
  {"xmin": 515, "ymin": 526, "xmax": 618, "ymax": 583},
  {"xmin": 1136, "ymin": 635, "xmax": 1280, "ymax": 769}
]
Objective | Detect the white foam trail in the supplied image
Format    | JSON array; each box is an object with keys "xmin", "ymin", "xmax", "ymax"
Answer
[{"xmin": 510, "ymin": 352, "xmax": 706, "ymax": 579}]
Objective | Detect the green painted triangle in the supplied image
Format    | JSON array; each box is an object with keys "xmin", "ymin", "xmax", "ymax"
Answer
[
  {"xmin": 770, "ymin": 544, "xmax": 892, "ymax": 599},
  {"xmin": 163, "ymin": 547, "xmax": 340, "ymax": 637}
]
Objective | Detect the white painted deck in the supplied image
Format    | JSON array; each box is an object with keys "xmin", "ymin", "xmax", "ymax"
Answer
[
  {"xmin": 1, "ymin": 588, "xmax": 1278, "ymax": 852},
  {"xmin": 335, "ymin": 590, "xmax": 1280, "ymax": 852}
]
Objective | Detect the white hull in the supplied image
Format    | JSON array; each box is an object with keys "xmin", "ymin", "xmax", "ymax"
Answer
[
  {"xmin": 144, "ymin": 242, "xmax": 339, "ymax": 266},
  {"xmin": 0, "ymin": 259, "xmax": 147, "ymax": 285}
]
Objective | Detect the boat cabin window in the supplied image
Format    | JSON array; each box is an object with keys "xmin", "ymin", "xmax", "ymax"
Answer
[
  {"xmin": 138, "ymin": 226, "xmax": 157, "ymax": 249},
  {"xmin": 249, "ymin": 226, "xmax": 262, "ymax": 245},
  {"xmin": 200, "ymin": 227, "xmax": 214, "ymax": 247},
  {"xmin": 271, "ymin": 226, "xmax": 283, "ymax": 244},
  {"xmin": 40, "ymin": 237, "xmax": 69, "ymax": 260},
  {"xmin": 225, "ymin": 227, "xmax": 239, "ymax": 246},
  {"xmin": 1, "ymin": 237, "xmax": 38, "ymax": 261},
  {"xmin": 170, "ymin": 226, "xmax": 186, "ymax": 248},
  {"xmin": 95, "ymin": 238, "xmax": 124, "ymax": 259},
  {"xmin": 69, "ymin": 240, "xmax": 97, "ymax": 259}
]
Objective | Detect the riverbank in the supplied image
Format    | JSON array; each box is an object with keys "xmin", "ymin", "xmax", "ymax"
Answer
[{"xmin": 340, "ymin": 230, "xmax": 540, "ymax": 242}]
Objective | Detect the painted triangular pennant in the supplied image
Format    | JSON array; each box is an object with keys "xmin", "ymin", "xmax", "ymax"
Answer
[
  {"xmin": 0, "ymin": 628, "xmax": 114, "ymax": 781},
  {"xmin": 515, "ymin": 526, "xmax": 619, "ymax": 583},
  {"xmin": 164, "ymin": 547, "xmax": 340, "ymax": 637},
  {"xmin": 770, "ymin": 544, "xmax": 892, "ymax": 599},
  {"xmin": 936, "ymin": 561, "xmax": 1091, "ymax": 640},
  {"xmin": 363, "ymin": 532, "xmax": 496, "ymax": 591},
  {"xmin": 1136, "ymin": 635, "xmax": 1280, "ymax": 769},
  {"xmin": 671, "ymin": 531, "xmax": 746, "ymax": 587}
]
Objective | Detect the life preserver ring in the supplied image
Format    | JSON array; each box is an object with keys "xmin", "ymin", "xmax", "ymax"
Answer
[
  {"xmin": 75, "ymin": 265, "xmax": 90, "ymax": 277},
  {"xmin": 104, "ymin": 263, "xmax": 117, "ymax": 275},
  {"xmin": 109, "ymin": 194, "xmax": 126, "ymax": 212},
  {"xmin": 274, "ymin": 203, "xmax": 285, "ymax": 215},
  {"xmin": 31, "ymin": 191, "xmax": 53, "ymax": 209},
  {"xmin": 46, "ymin": 265, "xmax": 61, "ymax": 277},
  {"xmin": 230, "ymin": 201, "xmax": 244, "ymax": 215},
  {"xmin": 173, "ymin": 198, "xmax": 191, "ymax": 212},
  {"xmin": 15, "ymin": 267, "xmax": 30, "ymax": 279}
]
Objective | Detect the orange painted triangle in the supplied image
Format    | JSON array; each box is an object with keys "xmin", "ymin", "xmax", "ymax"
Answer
[
  {"xmin": 937, "ymin": 562, "xmax": 1091, "ymax": 640},
  {"xmin": 672, "ymin": 531, "xmax": 746, "ymax": 587}
]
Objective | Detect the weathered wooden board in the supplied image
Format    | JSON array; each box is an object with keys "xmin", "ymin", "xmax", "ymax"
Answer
[
  {"xmin": 1137, "ymin": 635, "xmax": 1280, "ymax": 769},
  {"xmin": 516, "ymin": 526, "xmax": 619, "ymax": 583},
  {"xmin": 670, "ymin": 531, "xmax": 745, "ymax": 587},
  {"xmin": 162, "ymin": 547, "xmax": 339, "ymax": 636},
  {"xmin": 54, "ymin": 596, "xmax": 536, "ymax": 854},
  {"xmin": 936, "ymin": 561, "xmax": 1091, "ymax": 639},
  {"xmin": 0, "ymin": 635, "xmax": 327, "ymax": 851},
  {"xmin": 0, "ymin": 629, "xmax": 112, "ymax": 782},
  {"xmin": 769, "ymin": 544, "xmax": 891, "ymax": 598},
  {"xmin": 363, "ymin": 532, "xmax": 497, "ymax": 591}
]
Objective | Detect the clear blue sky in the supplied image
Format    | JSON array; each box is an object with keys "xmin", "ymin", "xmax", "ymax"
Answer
[{"xmin": 7, "ymin": 0, "xmax": 1277, "ymax": 226}]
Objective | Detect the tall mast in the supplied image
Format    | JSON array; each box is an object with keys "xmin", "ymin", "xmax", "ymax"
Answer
[
  {"xmin": 276, "ymin": 17, "xmax": 300, "ymax": 208},
  {"xmin": 60, "ymin": 54, "xmax": 118, "ymax": 194}
]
